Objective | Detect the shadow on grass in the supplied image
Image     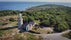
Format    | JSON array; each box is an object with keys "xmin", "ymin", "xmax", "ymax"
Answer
[
  {"xmin": 28, "ymin": 30, "xmax": 40, "ymax": 34},
  {"xmin": 0, "ymin": 26, "xmax": 40, "ymax": 34},
  {"xmin": 0, "ymin": 26, "xmax": 18, "ymax": 30},
  {"xmin": 19, "ymin": 30, "xmax": 40, "ymax": 34}
]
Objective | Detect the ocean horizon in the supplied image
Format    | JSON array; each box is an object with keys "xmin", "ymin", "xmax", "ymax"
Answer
[{"xmin": 0, "ymin": 2, "xmax": 71, "ymax": 11}]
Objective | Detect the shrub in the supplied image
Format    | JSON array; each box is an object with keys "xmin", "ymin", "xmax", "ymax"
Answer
[
  {"xmin": 47, "ymin": 29, "xmax": 53, "ymax": 34},
  {"xmin": 9, "ymin": 18, "xmax": 16, "ymax": 22},
  {"xmin": 54, "ymin": 22, "xmax": 69, "ymax": 32},
  {"xmin": 40, "ymin": 20, "xmax": 50, "ymax": 27},
  {"xmin": 23, "ymin": 16, "xmax": 28, "ymax": 23},
  {"xmin": 62, "ymin": 31, "xmax": 71, "ymax": 39},
  {"xmin": 28, "ymin": 16, "xmax": 34, "ymax": 22},
  {"xmin": 23, "ymin": 16, "xmax": 34, "ymax": 23},
  {"xmin": 0, "ymin": 22, "xmax": 8, "ymax": 25}
]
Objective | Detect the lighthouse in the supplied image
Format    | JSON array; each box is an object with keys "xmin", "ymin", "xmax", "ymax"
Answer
[
  {"xmin": 18, "ymin": 13, "xmax": 23, "ymax": 30},
  {"xmin": 18, "ymin": 13, "xmax": 34, "ymax": 31}
]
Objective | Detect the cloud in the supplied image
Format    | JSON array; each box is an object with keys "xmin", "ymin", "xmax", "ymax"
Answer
[{"xmin": 0, "ymin": 0, "xmax": 71, "ymax": 3}]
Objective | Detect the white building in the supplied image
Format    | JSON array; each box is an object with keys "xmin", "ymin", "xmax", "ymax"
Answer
[
  {"xmin": 18, "ymin": 13, "xmax": 34, "ymax": 31},
  {"xmin": 26, "ymin": 22, "xmax": 34, "ymax": 31}
]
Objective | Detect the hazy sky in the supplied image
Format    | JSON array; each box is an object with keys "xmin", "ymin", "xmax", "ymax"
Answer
[{"xmin": 0, "ymin": 0, "xmax": 71, "ymax": 3}]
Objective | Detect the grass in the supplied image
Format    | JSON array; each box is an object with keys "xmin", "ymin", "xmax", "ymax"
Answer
[
  {"xmin": 27, "ymin": 34, "xmax": 35, "ymax": 40},
  {"xmin": 13, "ymin": 34, "xmax": 24, "ymax": 40},
  {"xmin": 0, "ymin": 28, "xmax": 43, "ymax": 40},
  {"xmin": 32, "ymin": 27, "xmax": 53, "ymax": 34},
  {"xmin": 62, "ymin": 31, "xmax": 71, "ymax": 39},
  {"xmin": 0, "ymin": 15, "xmax": 43, "ymax": 40},
  {"xmin": 13, "ymin": 32, "xmax": 43, "ymax": 40},
  {"xmin": 0, "ymin": 31, "xmax": 3, "ymax": 36}
]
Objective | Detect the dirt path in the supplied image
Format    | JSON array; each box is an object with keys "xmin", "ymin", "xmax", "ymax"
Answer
[{"xmin": 34, "ymin": 33, "xmax": 70, "ymax": 40}]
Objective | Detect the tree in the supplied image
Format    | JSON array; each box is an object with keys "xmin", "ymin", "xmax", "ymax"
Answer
[
  {"xmin": 40, "ymin": 20, "xmax": 50, "ymax": 27},
  {"xmin": 54, "ymin": 22, "xmax": 69, "ymax": 32}
]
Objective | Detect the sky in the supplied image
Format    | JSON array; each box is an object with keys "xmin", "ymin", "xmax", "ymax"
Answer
[{"xmin": 0, "ymin": 0, "xmax": 71, "ymax": 3}]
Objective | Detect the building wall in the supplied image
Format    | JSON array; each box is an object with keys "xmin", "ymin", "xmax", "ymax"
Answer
[{"xmin": 25, "ymin": 22, "xmax": 34, "ymax": 31}]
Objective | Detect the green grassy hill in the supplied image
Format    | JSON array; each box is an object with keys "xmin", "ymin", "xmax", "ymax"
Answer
[{"xmin": 0, "ymin": 4, "xmax": 71, "ymax": 32}]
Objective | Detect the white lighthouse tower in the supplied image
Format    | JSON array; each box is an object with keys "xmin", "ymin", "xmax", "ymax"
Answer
[{"xmin": 18, "ymin": 13, "xmax": 23, "ymax": 30}]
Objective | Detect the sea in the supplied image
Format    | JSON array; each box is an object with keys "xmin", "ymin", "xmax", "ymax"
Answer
[{"xmin": 0, "ymin": 2, "xmax": 71, "ymax": 11}]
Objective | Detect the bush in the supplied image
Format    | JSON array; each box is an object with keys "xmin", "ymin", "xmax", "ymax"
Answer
[
  {"xmin": 47, "ymin": 29, "xmax": 53, "ymax": 34},
  {"xmin": 28, "ymin": 16, "xmax": 34, "ymax": 22},
  {"xmin": 54, "ymin": 22, "xmax": 69, "ymax": 32},
  {"xmin": 23, "ymin": 16, "xmax": 28, "ymax": 23},
  {"xmin": 9, "ymin": 18, "xmax": 16, "ymax": 22},
  {"xmin": 23, "ymin": 16, "xmax": 34, "ymax": 23},
  {"xmin": 62, "ymin": 31, "xmax": 71, "ymax": 39},
  {"xmin": 0, "ymin": 22, "xmax": 8, "ymax": 25},
  {"xmin": 40, "ymin": 20, "xmax": 50, "ymax": 27}
]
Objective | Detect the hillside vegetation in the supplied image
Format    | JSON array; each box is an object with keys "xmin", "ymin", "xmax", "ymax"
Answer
[{"xmin": 0, "ymin": 4, "xmax": 71, "ymax": 32}]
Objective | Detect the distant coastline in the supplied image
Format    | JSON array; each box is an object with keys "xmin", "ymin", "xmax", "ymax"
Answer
[{"xmin": 0, "ymin": 2, "xmax": 71, "ymax": 10}]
